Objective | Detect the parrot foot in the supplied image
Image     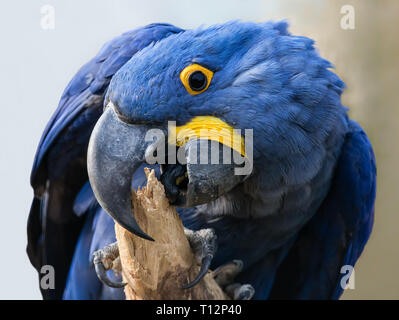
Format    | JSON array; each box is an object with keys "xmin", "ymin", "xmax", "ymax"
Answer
[
  {"xmin": 93, "ymin": 241, "xmax": 126, "ymax": 288},
  {"xmin": 182, "ymin": 227, "xmax": 217, "ymax": 289},
  {"xmin": 213, "ymin": 260, "xmax": 255, "ymax": 300}
]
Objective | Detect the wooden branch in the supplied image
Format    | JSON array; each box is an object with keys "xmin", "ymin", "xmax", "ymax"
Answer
[{"xmin": 114, "ymin": 168, "xmax": 227, "ymax": 300}]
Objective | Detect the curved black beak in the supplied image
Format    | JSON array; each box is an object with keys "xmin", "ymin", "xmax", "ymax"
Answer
[
  {"xmin": 88, "ymin": 106, "xmax": 251, "ymax": 242},
  {"xmin": 87, "ymin": 106, "xmax": 157, "ymax": 241}
]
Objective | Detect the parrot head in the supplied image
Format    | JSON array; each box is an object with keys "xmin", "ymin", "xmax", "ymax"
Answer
[{"xmin": 87, "ymin": 21, "xmax": 348, "ymax": 240}]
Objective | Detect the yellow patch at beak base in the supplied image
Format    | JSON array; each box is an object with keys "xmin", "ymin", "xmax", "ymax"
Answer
[{"xmin": 168, "ymin": 116, "xmax": 246, "ymax": 157}]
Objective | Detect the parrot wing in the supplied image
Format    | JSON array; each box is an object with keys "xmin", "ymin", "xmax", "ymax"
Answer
[
  {"xmin": 269, "ymin": 120, "xmax": 376, "ymax": 299},
  {"xmin": 27, "ymin": 23, "xmax": 183, "ymax": 299}
]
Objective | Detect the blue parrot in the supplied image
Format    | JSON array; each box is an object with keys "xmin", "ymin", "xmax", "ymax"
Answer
[{"xmin": 27, "ymin": 21, "xmax": 376, "ymax": 300}]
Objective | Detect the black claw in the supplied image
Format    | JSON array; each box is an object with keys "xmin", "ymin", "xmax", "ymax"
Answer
[
  {"xmin": 93, "ymin": 253, "xmax": 126, "ymax": 289},
  {"xmin": 182, "ymin": 254, "xmax": 213, "ymax": 289}
]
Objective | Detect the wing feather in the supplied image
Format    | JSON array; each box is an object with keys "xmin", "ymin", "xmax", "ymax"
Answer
[{"xmin": 269, "ymin": 120, "xmax": 376, "ymax": 299}]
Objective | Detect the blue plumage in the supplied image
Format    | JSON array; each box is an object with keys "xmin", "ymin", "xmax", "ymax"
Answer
[{"xmin": 28, "ymin": 21, "xmax": 376, "ymax": 300}]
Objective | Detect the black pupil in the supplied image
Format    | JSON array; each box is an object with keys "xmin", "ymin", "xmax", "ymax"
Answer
[{"xmin": 188, "ymin": 71, "xmax": 207, "ymax": 91}]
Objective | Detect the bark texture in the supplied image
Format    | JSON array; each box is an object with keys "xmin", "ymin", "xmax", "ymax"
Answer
[{"xmin": 114, "ymin": 168, "xmax": 227, "ymax": 300}]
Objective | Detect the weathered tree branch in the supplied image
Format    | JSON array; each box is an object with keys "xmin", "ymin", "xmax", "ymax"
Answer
[{"xmin": 114, "ymin": 168, "xmax": 227, "ymax": 299}]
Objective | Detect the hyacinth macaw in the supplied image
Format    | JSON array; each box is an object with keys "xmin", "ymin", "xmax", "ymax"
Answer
[{"xmin": 27, "ymin": 21, "xmax": 376, "ymax": 300}]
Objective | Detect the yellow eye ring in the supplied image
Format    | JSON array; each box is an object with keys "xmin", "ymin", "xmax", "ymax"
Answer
[{"xmin": 180, "ymin": 64, "xmax": 213, "ymax": 95}]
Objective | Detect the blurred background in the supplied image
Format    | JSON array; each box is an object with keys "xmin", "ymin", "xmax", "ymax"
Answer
[{"xmin": 0, "ymin": 0, "xmax": 397, "ymax": 299}]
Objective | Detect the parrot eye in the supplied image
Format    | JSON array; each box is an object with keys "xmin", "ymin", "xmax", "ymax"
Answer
[
  {"xmin": 189, "ymin": 71, "xmax": 207, "ymax": 91},
  {"xmin": 180, "ymin": 64, "xmax": 213, "ymax": 95}
]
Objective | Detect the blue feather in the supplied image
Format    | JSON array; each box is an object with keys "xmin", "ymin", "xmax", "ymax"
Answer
[{"xmin": 269, "ymin": 120, "xmax": 376, "ymax": 299}]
